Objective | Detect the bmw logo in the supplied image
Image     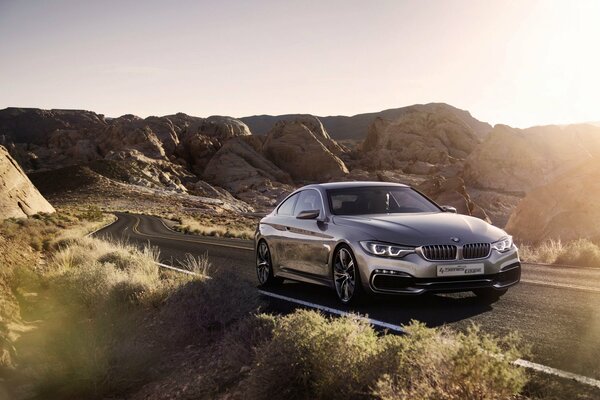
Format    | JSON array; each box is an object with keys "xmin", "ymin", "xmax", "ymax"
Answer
[{"xmin": 451, "ymin": 237, "xmax": 460, "ymax": 243}]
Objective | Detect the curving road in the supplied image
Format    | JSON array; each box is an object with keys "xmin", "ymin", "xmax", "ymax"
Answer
[{"xmin": 95, "ymin": 212, "xmax": 600, "ymax": 382}]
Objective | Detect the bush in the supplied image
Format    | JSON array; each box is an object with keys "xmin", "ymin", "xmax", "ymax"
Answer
[
  {"xmin": 244, "ymin": 312, "xmax": 527, "ymax": 400},
  {"xmin": 519, "ymin": 238, "xmax": 600, "ymax": 268},
  {"xmin": 555, "ymin": 239, "xmax": 600, "ymax": 267}
]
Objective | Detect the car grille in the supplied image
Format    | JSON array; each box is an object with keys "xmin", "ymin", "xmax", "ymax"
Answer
[
  {"xmin": 462, "ymin": 243, "xmax": 491, "ymax": 259},
  {"xmin": 420, "ymin": 245, "xmax": 457, "ymax": 261}
]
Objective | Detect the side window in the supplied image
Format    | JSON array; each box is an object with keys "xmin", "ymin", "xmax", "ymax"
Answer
[
  {"xmin": 293, "ymin": 190, "xmax": 323, "ymax": 216},
  {"xmin": 277, "ymin": 193, "xmax": 298, "ymax": 216}
]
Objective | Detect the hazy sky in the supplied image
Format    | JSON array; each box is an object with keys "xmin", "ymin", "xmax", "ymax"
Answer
[{"xmin": 1, "ymin": 0, "xmax": 599, "ymax": 127}]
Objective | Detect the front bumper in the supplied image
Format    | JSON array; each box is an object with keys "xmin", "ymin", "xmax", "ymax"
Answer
[{"xmin": 354, "ymin": 245, "xmax": 521, "ymax": 295}]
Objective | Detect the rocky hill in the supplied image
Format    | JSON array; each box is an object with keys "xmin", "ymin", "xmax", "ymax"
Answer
[
  {"xmin": 240, "ymin": 103, "xmax": 492, "ymax": 140},
  {"xmin": 505, "ymin": 158, "xmax": 600, "ymax": 243},
  {"xmin": 3, "ymin": 105, "xmax": 600, "ymax": 240},
  {"xmin": 0, "ymin": 145, "xmax": 55, "ymax": 219}
]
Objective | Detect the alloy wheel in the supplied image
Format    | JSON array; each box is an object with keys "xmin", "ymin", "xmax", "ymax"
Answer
[
  {"xmin": 256, "ymin": 241, "xmax": 272, "ymax": 285},
  {"xmin": 334, "ymin": 247, "xmax": 357, "ymax": 303}
]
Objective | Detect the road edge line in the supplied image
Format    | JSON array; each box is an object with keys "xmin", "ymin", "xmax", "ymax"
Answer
[
  {"xmin": 514, "ymin": 359, "xmax": 600, "ymax": 389},
  {"xmin": 86, "ymin": 214, "xmax": 119, "ymax": 237}
]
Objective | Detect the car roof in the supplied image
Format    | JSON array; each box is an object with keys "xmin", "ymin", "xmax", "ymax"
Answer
[{"xmin": 300, "ymin": 181, "xmax": 410, "ymax": 191}]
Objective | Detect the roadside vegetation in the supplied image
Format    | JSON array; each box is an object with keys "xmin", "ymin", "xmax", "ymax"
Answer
[
  {"xmin": 2, "ymin": 212, "xmax": 597, "ymax": 399},
  {"xmin": 519, "ymin": 238, "xmax": 600, "ymax": 268},
  {"xmin": 170, "ymin": 215, "xmax": 255, "ymax": 239}
]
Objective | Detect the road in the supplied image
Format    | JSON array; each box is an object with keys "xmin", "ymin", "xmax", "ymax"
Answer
[{"xmin": 95, "ymin": 212, "xmax": 600, "ymax": 382}]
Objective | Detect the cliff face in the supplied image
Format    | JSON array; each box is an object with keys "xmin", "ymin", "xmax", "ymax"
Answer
[{"xmin": 0, "ymin": 145, "xmax": 55, "ymax": 219}]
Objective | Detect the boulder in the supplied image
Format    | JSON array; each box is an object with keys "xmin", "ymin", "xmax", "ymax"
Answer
[
  {"xmin": 262, "ymin": 119, "xmax": 349, "ymax": 181},
  {"xmin": 0, "ymin": 145, "xmax": 55, "ymax": 219}
]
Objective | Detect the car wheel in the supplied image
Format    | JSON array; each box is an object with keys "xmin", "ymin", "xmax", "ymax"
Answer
[
  {"xmin": 473, "ymin": 288, "xmax": 508, "ymax": 303},
  {"xmin": 333, "ymin": 245, "xmax": 361, "ymax": 304},
  {"xmin": 256, "ymin": 241, "xmax": 282, "ymax": 287}
]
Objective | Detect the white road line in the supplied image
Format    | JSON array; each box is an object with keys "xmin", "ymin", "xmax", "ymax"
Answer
[
  {"xmin": 521, "ymin": 279, "xmax": 600, "ymax": 294},
  {"xmin": 257, "ymin": 290, "xmax": 406, "ymax": 333},
  {"xmin": 156, "ymin": 262, "xmax": 199, "ymax": 276},
  {"xmin": 258, "ymin": 289, "xmax": 600, "ymax": 389},
  {"xmin": 514, "ymin": 359, "xmax": 600, "ymax": 389}
]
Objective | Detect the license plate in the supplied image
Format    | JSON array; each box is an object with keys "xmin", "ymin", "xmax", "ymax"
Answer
[{"xmin": 437, "ymin": 263, "xmax": 484, "ymax": 277}]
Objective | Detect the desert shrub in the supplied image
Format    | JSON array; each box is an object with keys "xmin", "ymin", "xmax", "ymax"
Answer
[
  {"xmin": 555, "ymin": 238, "xmax": 600, "ymax": 267},
  {"xmin": 519, "ymin": 238, "xmax": 600, "ymax": 267},
  {"xmin": 244, "ymin": 312, "xmax": 526, "ymax": 400},
  {"xmin": 80, "ymin": 205, "xmax": 104, "ymax": 221},
  {"xmin": 372, "ymin": 323, "xmax": 527, "ymax": 400}
]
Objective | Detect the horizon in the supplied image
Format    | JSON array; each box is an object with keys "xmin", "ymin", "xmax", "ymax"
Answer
[{"xmin": 1, "ymin": 0, "xmax": 599, "ymax": 128}]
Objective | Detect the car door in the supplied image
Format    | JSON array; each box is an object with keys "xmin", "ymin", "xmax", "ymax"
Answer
[
  {"xmin": 283, "ymin": 189, "xmax": 332, "ymax": 277},
  {"xmin": 267, "ymin": 192, "xmax": 299, "ymax": 269}
]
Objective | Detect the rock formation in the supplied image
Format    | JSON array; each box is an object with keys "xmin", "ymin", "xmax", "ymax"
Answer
[
  {"xmin": 505, "ymin": 159, "xmax": 600, "ymax": 243},
  {"xmin": 0, "ymin": 145, "xmax": 55, "ymax": 219},
  {"xmin": 464, "ymin": 124, "xmax": 600, "ymax": 193},
  {"xmin": 262, "ymin": 118, "xmax": 349, "ymax": 181}
]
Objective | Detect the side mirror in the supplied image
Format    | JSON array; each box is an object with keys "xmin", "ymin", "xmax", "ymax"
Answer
[
  {"xmin": 296, "ymin": 209, "xmax": 320, "ymax": 220},
  {"xmin": 441, "ymin": 205, "xmax": 457, "ymax": 213}
]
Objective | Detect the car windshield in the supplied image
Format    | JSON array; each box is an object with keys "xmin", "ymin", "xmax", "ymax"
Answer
[{"xmin": 327, "ymin": 186, "xmax": 440, "ymax": 215}]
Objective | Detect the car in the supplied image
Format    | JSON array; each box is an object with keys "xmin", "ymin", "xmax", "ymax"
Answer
[{"xmin": 254, "ymin": 181, "xmax": 521, "ymax": 304}]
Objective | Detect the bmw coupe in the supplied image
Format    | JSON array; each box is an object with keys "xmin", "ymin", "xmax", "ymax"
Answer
[{"xmin": 255, "ymin": 182, "xmax": 521, "ymax": 304}]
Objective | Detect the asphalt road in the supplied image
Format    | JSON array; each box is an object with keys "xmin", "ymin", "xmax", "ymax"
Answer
[{"xmin": 95, "ymin": 212, "xmax": 600, "ymax": 381}]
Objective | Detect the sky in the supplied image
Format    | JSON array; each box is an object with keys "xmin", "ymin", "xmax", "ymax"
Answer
[{"xmin": 1, "ymin": 0, "xmax": 599, "ymax": 128}]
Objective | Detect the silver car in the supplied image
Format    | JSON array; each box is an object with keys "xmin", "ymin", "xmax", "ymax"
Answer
[{"xmin": 255, "ymin": 182, "xmax": 521, "ymax": 304}]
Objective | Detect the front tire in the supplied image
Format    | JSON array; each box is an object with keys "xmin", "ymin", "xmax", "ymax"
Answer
[
  {"xmin": 333, "ymin": 245, "xmax": 362, "ymax": 304},
  {"xmin": 256, "ymin": 241, "xmax": 282, "ymax": 287},
  {"xmin": 473, "ymin": 288, "xmax": 507, "ymax": 303}
]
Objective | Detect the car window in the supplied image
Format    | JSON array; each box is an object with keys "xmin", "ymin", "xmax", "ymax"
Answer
[
  {"xmin": 293, "ymin": 190, "xmax": 323, "ymax": 216},
  {"xmin": 327, "ymin": 187, "xmax": 440, "ymax": 215},
  {"xmin": 277, "ymin": 193, "xmax": 298, "ymax": 216}
]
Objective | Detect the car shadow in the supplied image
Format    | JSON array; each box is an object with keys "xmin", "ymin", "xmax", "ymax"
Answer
[{"xmin": 262, "ymin": 281, "xmax": 494, "ymax": 329}]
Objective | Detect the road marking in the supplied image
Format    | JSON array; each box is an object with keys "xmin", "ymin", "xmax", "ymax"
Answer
[
  {"xmin": 514, "ymin": 359, "xmax": 600, "ymax": 389},
  {"xmin": 258, "ymin": 289, "xmax": 600, "ymax": 389},
  {"xmin": 257, "ymin": 290, "xmax": 406, "ymax": 332},
  {"xmin": 521, "ymin": 279, "xmax": 600, "ymax": 294},
  {"xmin": 156, "ymin": 262, "xmax": 199, "ymax": 276}
]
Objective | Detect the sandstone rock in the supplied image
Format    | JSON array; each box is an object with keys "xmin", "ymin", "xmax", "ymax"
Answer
[
  {"xmin": 262, "ymin": 119, "xmax": 349, "ymax": 182},
  {"xmin": 204, "ymin": 136, "xmax": 291, "ymax": 193},
  {"xmin": 360, "ymin": 109, "xmax": 480, "ymax": 170},
  {"xmin": 464, "ymin": 124, "xmax": 600, "ymax": 193},
  {"xmin": 0, "ymin": 145, "xmax": 55, "ymax": 219},
  {"xmin": 505, "ymin": 159, "xmax": 600, "ymax": 243}
]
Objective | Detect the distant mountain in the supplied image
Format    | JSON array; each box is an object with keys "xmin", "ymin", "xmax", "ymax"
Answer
[{"xmin": 240, "ymin": 103, "xmax": 492, "ymax": 140}]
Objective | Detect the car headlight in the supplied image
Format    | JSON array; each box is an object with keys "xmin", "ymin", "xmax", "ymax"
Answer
[
  {"xmin": 491, "ymin": 236, "xmax": 513, "ymax": 253},
  {"xmin": 360, "ymin": 241, "xmax": 415, "ymax": 258}
]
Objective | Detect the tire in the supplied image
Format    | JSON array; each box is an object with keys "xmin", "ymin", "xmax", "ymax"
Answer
[
  {"xmin": 333, "ymin": 245, "xmax": 362, "ymax": 305},
  {"xmin": 473, "ymin": 288, "xmax": 508, "ymax": 303},
  {"xmin": 256, "ymin": 240, "xmax": 283, "ymax": 287}
]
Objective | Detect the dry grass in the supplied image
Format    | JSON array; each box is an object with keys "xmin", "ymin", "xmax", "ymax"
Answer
[
  {"xmin": 172, "ymin": 216, "xmax": 254, "ymax": 239},
  {"xmin": 519, "ymin": 238, "xmax": 600, "ymax": 267}
]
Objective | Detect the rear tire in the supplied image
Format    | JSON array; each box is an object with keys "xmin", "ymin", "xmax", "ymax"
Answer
[
  {"xmin": 256, "ymin": 241, "xmax": 283, "ymax": 287},
  {"xmin": 333, "ymin": 245, "xmax": 362, "ymax": 305},
  {"xmin": 473, "ymin": 288, "xmax": 507, "ymax": 303}
]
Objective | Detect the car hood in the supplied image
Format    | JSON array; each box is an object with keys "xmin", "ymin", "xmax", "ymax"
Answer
[{"xmin": 332, "ymin": 212, "xmax": 506, "ymax": 246}]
